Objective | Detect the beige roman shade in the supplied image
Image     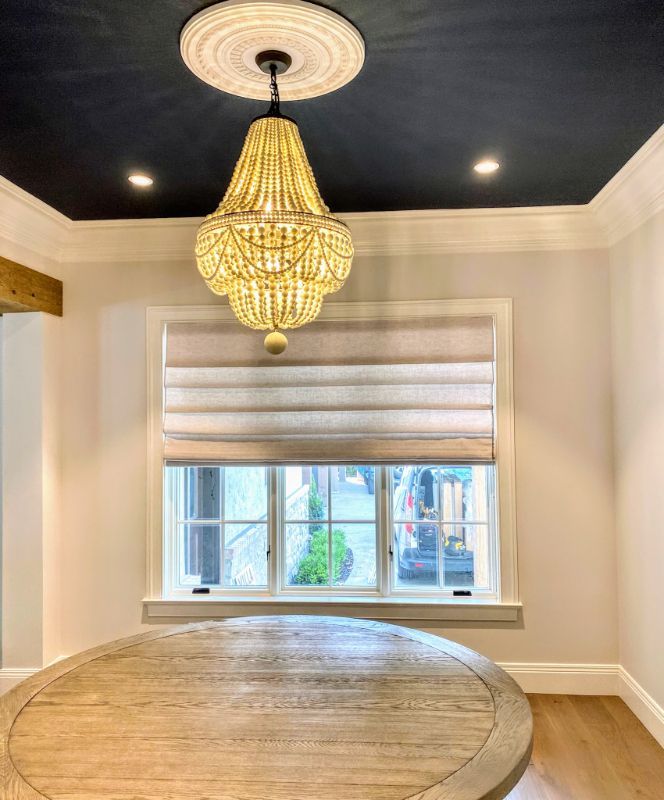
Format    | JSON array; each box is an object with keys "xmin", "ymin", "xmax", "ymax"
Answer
[{"xmin": 163, "ymin": 315, "xmax": 496, "ymax": 463}]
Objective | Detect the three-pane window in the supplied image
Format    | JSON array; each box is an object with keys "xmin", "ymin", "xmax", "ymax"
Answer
[{"xmin": 165, "ymin": 463, "xmax": 497, "ymax": 598}]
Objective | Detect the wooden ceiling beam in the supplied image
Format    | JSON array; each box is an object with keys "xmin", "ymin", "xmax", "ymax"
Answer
[{"xmin": 0, "ymin": 255, "xmax": 63, "ymax": 316}]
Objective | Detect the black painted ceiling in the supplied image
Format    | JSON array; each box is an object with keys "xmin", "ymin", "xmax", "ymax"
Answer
[{"xmin": 0, "ymin": 1, "xmax": 662, "ymax": 220}]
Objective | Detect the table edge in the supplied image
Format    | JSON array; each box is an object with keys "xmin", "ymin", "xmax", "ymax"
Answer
[{"xmin": 1, "ymin": 616, "xmax": 533, "ymax": 800}]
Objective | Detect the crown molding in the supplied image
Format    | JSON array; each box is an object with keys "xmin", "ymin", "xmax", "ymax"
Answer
[
  {"xmin": 1, "ymin": 124, "xmax": 661, "ymax": 263},
  {"xmin": 590, "ymin": 123, "xmax": 664, "ymax": 246},
  {"xmin": 343, "ymin": 205, "xmax": 603, "ymax": 256},
  {"xmin": 61, "ymin": 204, "xmax": 604, "ymax": 263},
  {"xmin": 62, "ymin": 217, "xmax": 199, "ymax": 263},
  {"xmin": 0, "ymin": 176, "xmax": 70, "ymax": 266}
]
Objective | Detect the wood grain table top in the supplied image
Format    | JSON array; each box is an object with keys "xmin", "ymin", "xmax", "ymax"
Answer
[{"xmin": 1, "ymin": 616, "xmax": 532, "ymax": 800}]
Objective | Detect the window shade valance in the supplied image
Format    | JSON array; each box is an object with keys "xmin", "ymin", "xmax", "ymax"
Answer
[{"xmin": 163, "ymin": 315, "xmax": 495, "ymax": 463}]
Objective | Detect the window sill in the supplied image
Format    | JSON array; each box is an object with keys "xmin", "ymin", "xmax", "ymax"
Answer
[{"xmin": 143, "ymin": 596, "xmax": 521, "ymax": 623}]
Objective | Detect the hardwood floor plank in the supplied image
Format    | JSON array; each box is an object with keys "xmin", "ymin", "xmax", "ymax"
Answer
[{"xmin": 506, "ymin": 694, "xmax": 664, "ymax": 799}]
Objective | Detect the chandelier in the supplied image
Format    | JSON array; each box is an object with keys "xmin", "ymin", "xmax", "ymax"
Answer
[{"xmin": 195, "ymin": 54, "xmax": 354, "ymax": 354}]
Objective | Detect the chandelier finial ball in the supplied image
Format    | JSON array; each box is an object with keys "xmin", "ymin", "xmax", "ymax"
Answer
[{"xmin": 264, "ymin": 330, "xmax": 288, "ymax": 355}]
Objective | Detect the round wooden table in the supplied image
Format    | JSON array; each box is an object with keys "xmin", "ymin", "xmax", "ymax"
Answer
[{"xmin": 1, "ymin": 616, "xmax": 532, "ymax": 800}]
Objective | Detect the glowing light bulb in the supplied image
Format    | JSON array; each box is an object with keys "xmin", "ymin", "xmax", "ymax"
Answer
[
  {"xmin": 128, "ymin": 174, "xmax": 154, "ymax": 187},
  {"xmin": 473, "ymin": 160, "xmax": 500, "ymax": 174}
]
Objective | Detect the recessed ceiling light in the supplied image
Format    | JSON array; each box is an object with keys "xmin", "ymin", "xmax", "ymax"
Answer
[
  {"xmin": 128, "ymin": 173, "xmax": 154, "ymax": 187},
  {"xmin": 473, "ymin": 160, "xmax": 500, "ymax": 174}
]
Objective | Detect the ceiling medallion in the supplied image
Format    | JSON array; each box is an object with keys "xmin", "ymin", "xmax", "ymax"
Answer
[
  {"xmin": 183, "ymin": 1, "xmax": 363, "ymax": 353},
  {"xmin": 180, "ymin": 0, "xmax": 365, "ymax": 101}
]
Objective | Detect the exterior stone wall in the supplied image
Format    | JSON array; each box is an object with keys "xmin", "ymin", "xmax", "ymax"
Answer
[
  {"xmin": 224, "ymin": 473, "xmax": 311, "ymax": 586},
  {"xmin": 225, "ymin": 524, "xmax": 268, "ymax": 586},
  {"xmin": 224, "ymin": 466, "xmax": 268, "ymax": 520}
]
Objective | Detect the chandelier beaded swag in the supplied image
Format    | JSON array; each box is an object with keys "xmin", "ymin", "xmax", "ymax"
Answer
[
  {"xmin": 195, "ymin": 62, "xmax": 353, "ymax": 353},
  {"xmin": 182, "ymin": 0, "xmax": 364, "ymax": 354}
]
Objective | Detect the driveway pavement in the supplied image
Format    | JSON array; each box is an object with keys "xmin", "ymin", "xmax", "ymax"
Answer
[{"xmin": 330, "ymin": 476, "xmax": 376, "ymax": 586}]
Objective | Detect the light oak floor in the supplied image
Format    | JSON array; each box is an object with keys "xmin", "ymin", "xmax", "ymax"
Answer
[{"xmin": 507, "ymin": 695, "xmax": 664, "ymax": 799}]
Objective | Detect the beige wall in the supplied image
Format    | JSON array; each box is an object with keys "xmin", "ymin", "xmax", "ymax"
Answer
[
  {"xmin": 1, "ymin": 313, "xmax": 61, "ymax": 668},
  {"xmin": 56, "ymin": 247, "xmax": 618, "ymax": 666},
  {"xmin": 610, "ymin": 209, "xmax": 664, "ymax": 708}
]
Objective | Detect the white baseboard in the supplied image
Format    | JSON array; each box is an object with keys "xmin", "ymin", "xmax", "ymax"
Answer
[
  {"xmin": 499, "ymin": 662, "xmax": 620, "ymax": 695},
  {"xmin": 0, "ymin": 656, "xmax": 65, "ymax": 695},
  {"xmin": 0, "ymin": 667, "xmax": 39, "ymax": 695},
  {"xmin": 619, "ymin": 667, "xmax": 664, "ymax": 749}
]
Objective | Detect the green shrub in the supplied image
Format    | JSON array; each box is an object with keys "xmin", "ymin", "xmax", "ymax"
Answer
[
  {"xmin": 308, "ymin": 475, "xmax": 324, "ymax": 521},
  {"xmin": 293, "ymin": 527, "xmax": 348, "ymax": 585}
]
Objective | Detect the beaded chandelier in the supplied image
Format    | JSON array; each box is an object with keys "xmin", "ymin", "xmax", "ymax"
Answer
[{"xmin": 195, "ymin": 58, "xmax": 354, "ymax": 354}]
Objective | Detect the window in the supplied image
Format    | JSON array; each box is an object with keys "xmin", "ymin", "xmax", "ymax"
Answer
[
  {"xmin": 283, "ymin": 466, "xmax": 377, "ymax": 589},
  {"xmin": 392, "ymin": 465, "xmax": 495, "ymax": 591},
  {"xmin": 167, "ymin": 465, "xmax": 269, "ymax": 590},
  {"xmin": 164, "ymin": 462, "xmax": 497, "ymax": 598},
  {"xmin": 148, "ymin": 300, "xmax": 518, "ymax": 617}
]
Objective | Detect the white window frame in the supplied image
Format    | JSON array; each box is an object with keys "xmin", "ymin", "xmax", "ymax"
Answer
[
  {"xmin": 164, "ymin": 463, "xmax": 499, "ymax": 601},
  {"xmin": 145, "ymin": 299, "xmax": 519, "ymax": 622}
]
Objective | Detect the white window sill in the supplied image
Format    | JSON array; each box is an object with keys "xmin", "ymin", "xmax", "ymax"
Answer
[{"xmin": 143, "ymin": 596, "xmax": 521, "ymax": 623}]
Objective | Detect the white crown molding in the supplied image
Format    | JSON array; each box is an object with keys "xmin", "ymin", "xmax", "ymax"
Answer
[
  {"xmin": 62, "ymin": 204, "xmax": 604, "ymax": 263},
  {"xmin": 1, "ymin": 124, "xmax": 662, "ymax": 264},
  {"xmin": 342, "ymin": 205, "xmax": 604, "ymax": 256},
  {"xmin": 590, "ymin": 123, "xmax": 664, "ymax": 246},
  {"xmin": 0, "ymin": 176, "xmax": 70, "ymax": 266},
  {"xmin": 62, "ymin": 217, "xmax": 200, "ymax": 263}
]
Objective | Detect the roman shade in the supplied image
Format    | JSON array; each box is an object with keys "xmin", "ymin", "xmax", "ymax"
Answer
[{"xmin": 163, "ymin": 315, "xmax": 495, "ymax": 463}]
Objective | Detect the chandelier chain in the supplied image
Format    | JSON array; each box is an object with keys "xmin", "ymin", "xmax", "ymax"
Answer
[{"xmin": 268, "ymin": 63, "xmax": 281, "ymax": 116}]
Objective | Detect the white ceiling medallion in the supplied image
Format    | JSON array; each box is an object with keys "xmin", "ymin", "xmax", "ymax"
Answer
[{"xmin": 180, "ymin": 0, "xmax": 365, "ymax": 101}]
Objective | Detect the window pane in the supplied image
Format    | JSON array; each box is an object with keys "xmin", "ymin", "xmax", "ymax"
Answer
[
  {"xmin": 284, "ymin": 466, "xmax": 328, "ymax": 521},
  {"xmin": 442, "ymin": 523, "xmax": 489, "ymax": 589},
  {"xmin": 393, "ymin": 465, "xmax": 439, "ymax": 522},
  {"xmin": 392, "ymin": 466, "xmax": 413, "ymax": 519},
  {"xmin": 285, "ymin": 523, "xmax": 329, "ymax": 586},
  {"xmin": 393, "ymin": 522, "xmax": 440, "ymax": 588},
  {"xmin": 224, "ymin": 524, "xmax": 268, "ymax": 587},
  {"xmin": 465, "ymin": 465, "xmax": 490, "ymax": 522},
  {"xmin": 224, "ymin": 466, "xmax": 268, "ymax": 521},
  {"xmin": 331, "ymin": 466, "xmax": 376, "ymax": 520},
  {"xmin": 179, "ymin": 524, "xmax": 221, "ymax": 586},
  {"xmin": 393, "ymin": 464, "xmax": 492, "ymax": 524},
  {"xmin": 183, "ymin": 466, "xmax": 220, "ymax": 520},
  {"xmin": 332, "ymin": 523, "xmax": 377, "ymax": 587},
  {"xmin": 439, "ymin": 466, "xmax": 488, "ymax": 522}
]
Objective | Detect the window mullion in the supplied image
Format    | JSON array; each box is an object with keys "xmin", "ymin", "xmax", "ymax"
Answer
[
  {"xmin": 219, "ymin": 467, "xmax": 225, "ymax": 589},
  {"xmin": 168, "ymin": 466, "xmax": 177, "ymax": 596},
  {"xmin": 488, "ymin": 464, "xmax": 498, "ymax": 598},
  {"xmin": 327, "ymin": 467, "xmax": 333, "ymax": 589},
  {"xmin": 269, "ymin": 466, "xmax": 279, "ymax": 596},
  {"xmin": 439, "ymin": 468, "xmax": 445, "ymax": 590},
  {"xmin": 379, "ymin": 465, "xmax": 390, "ymax": 597}
]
